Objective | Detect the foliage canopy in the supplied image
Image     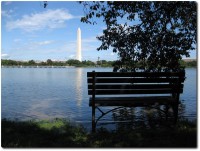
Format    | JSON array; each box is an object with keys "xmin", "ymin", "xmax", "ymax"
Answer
[{"xmin": 80, "ymin": 1, "xmax": 197, "ymax": 72}]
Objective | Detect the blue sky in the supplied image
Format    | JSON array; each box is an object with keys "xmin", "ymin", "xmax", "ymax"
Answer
[
  {"xmin": 1, "ymin": 1, "xmax": 118, "ymax": 61},
  {"xmin": 1, "ymin": 1, "xmax": 196, "ymax": 61}
]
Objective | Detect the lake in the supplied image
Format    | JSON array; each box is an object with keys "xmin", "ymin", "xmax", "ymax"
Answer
[{"xmin": 1, "ymin": 67, "xmax": 197, "ymax": 130}]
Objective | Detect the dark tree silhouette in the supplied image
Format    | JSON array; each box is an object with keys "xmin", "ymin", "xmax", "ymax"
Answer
[
  {"xmin": 46, "ymin": 59, "xmax": 53, "ymax": 65},
  {"xmin": 80, "ymin": 1, "xmax": 197, "ymax": 72}
]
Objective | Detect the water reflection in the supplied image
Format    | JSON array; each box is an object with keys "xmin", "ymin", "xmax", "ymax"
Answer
[
  {"xmin": 75, "ymin": 68, "xmax": 83, "ymax": 106},
  {"xmin": 110, "ymin": 102, "xmax": 188, "ymax": 130}
]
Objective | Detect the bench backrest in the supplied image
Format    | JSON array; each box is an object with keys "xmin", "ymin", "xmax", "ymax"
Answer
[{"xmin": 87, "ymin": 71, "xmax": 185, "ymax": 96}]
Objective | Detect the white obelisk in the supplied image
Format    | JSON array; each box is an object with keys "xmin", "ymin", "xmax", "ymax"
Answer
[{"xmin": 77, "ymin": 28, "xmax": 82, "ymax": 61}]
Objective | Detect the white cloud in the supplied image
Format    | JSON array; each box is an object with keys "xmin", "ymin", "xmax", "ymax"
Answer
[
  {"xmin": 6, "ymin": 9, "xmax": 76, "ymax": 32},
  {"xmin": 37, "ymin": 40, "xmax": 54, "ymax": 46},
  {"xmin": 82, "ymin": 37, "xmax": 98, "ymax": 43},
  {"xmin": 1, "ymin": 53, "xmax": 10, "ymax": 59},
  {"xmin": 1, "ymin": 9, "xmax": 14, "ymax": 18},
  {"xmin": 81, "ymin": 37, "xmax": 100, "ymax": 52}
]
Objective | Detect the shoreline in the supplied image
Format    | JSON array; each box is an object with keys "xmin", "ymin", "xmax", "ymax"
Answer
[
  {"xmin": 1, "ymin": 65, "xmax": 197, "ymax": 69},
  {"xmin": 1, "ymin": 118, "xmax": 197, "ymax": 147}
]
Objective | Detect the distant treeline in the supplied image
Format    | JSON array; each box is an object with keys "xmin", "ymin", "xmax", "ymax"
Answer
[
  {"xmin": 1, "ymin": 59, "xmax": 115, "ymax": 67},
  {"xmin": 1, "ymin": 59, "xmax": 196, "ymax": 68},
  {"xmin": 180, "ymin": 60, "xmax": 197, "ymax": 68}
]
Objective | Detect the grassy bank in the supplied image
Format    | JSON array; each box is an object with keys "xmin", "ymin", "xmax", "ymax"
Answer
[{"xmin": 1, "ymin": 118, "xmax": 197, "ymax": 148}]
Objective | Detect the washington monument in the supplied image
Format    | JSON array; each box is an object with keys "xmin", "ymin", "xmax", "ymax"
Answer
[{"xmin": 76, "ymin": 28, "xmax": 82, "ymax": 62}]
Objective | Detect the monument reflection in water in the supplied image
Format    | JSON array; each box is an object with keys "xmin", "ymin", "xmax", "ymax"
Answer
[{"xmin": 75, "ymin": 68, "xmax": 83, "ymax": 107}]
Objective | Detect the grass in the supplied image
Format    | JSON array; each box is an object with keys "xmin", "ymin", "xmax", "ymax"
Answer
[{"xmin": 1, "ymin": 118, "xmax": 197, "ymax": 148}]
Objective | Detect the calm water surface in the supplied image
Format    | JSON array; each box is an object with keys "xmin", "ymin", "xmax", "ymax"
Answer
[{"xmin": 1, "ymin": 67, "xmax": 197, "ymax": 129}]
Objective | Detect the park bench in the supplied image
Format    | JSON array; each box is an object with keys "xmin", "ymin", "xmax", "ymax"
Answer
[{"xmin": 87, "ymin": 71, "xmax": 185, "ymax": 132}]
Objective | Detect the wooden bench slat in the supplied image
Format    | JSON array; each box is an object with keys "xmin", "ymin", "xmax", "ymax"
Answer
[
  {"xmin": 89, "ymin": 96, "xmax": 176, "ymax": 106},
  {"xmin": 88, "ymin": 89, "xmax": 183, "ymax": 95},
  {"xmin": 87, "ymin": 72, "xmax": 185, "ymax": 77},
  {"xmin": 88, "ymin": 84, "xmax": 184, "ymax": 89},
  {"xmin": 88, "ymin": 77, "xmax": 185, "ymax": 83}
]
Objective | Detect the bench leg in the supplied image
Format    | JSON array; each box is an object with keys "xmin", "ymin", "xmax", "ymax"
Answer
[
  {"xmin": 172, "ymin": 103, "xmax": 178, "ymax": 124},
  {"xmin": 165, "ymin": 105, "xmax": 169, "ymax": 120},
  {"xmin": 92, "ymin": 105, "xmax": 96, "ymax": 132}
]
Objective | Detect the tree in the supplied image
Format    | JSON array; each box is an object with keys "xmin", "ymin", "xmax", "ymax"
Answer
[
  {"xmin": 28, "ymin": 60, "xmax": 36, "ymax": 65},
  {"xmin": 66, "ymin": 59, "xmax": 81, "ymax": 66},
  {"xmin": 82, "ymin": 60, "xmax": 95, "ymax": 66},
  {"xmin": 80, "ymin": 1, "xmax": 197, "ymax": 72},
  {"xmin": 46, "ymin": 59, "xmax": 53, "ymax": 65},
  {"xmin": 187, "ymin": 60, "xmax": 197, "ymax": 67},
  {"xmin": 1, "ymin": 59, "xmax": 17, "ymax": 66}
]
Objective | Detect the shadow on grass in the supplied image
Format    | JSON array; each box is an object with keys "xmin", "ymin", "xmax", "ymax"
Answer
[
  {"xmin": 1, "ymin": 119, "xmax": 88, "ymax": 148},
  {"xmin": 1, "ymin": 118, "xmax": 197, "ymax": 148}
]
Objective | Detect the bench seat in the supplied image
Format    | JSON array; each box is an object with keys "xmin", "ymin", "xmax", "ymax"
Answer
[{"xmin": 89, "ymin": 96, "xmax": 176, "ymax": 107}]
